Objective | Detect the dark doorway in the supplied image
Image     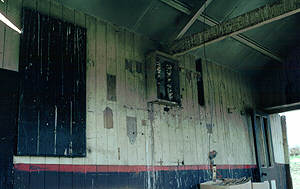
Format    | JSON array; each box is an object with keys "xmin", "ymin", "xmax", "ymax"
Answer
[{"xmin": 0, "ymin": 69, "xmax": 19, "ymax": 189}]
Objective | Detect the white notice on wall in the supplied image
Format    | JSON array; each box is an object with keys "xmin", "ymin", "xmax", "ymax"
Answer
[{"xmin": 271, "ymin": 180, "xmax": 276, "ymax": 189}]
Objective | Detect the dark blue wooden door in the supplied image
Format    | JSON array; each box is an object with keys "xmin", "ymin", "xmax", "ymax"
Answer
[{"xmin": 0, "ymin": 69, "xmax": 19, "ymax": 189}]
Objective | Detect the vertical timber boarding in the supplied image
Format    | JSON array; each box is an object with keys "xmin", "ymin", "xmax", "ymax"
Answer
[{"xmin": 0, "ymin": 0, "xmax": 289, "ymax": 188}]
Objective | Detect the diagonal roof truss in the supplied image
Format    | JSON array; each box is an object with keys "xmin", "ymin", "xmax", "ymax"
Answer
[{"xmin": 175, "ymin": 0, "xmax": 214, "ymax": 40}]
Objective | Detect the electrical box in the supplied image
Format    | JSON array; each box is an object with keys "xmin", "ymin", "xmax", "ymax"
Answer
[{"xmin": 146, "ymin": 51, "xmax": 181, "ymax": 106}]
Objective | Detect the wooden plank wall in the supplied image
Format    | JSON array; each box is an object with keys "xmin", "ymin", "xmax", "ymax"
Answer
[
  {"xmin": 0, "ymin": 0, "xmax": 21, "ymax": 71},
  {"xmin": 269, "ymin": 114, "xmax": 285, "ymax": 164},
  {"xmin": 2, "ymin": 0, "xmax": 260, "ymax": 173}
]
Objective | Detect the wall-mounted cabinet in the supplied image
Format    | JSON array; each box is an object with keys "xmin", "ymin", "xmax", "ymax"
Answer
[{"xmin": 146, "ymin": 51, "xmax": 181, "ymax": 106}]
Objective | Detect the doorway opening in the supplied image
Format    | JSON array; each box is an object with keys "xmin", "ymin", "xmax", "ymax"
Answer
[{"xmin": 280, "ymin": 110, "xmax": 300, "ymax": 189}]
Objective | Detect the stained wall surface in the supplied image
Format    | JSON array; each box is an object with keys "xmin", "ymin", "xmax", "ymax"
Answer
[{"xmin": 0, "ymin": 0, "xmax": 288, "ymax": 188}]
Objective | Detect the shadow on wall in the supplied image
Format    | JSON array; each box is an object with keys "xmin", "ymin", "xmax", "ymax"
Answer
[
  {"xmin": 257, "ymin": 46, "xmax": 300, "ymax": 109},
  {"xmin": 285, "ymin": 47, "xmax": 300, "ymax": 104}
]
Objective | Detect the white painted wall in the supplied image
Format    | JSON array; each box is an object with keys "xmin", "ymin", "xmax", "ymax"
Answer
[
  {"xmin": 1, "ymin": 0, "xmax": 259, "ymax": 167},
  {"xmin": 269, "ymin": 114, "xmax": 285, "ymax": 164}
]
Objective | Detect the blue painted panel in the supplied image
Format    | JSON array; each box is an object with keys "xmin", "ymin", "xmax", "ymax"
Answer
[{"xmin": 13, "ymin": 168, "xmax": 258, "ymax": 189}]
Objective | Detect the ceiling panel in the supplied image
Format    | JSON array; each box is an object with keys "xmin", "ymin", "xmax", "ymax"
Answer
[
  {"xmin": 136, "ymin": 1, "xmax": 190, "ymax": 42},
  {"xmin": 191, "ymin": 37, "xmax": 273, "ymax": 73},
  {"xmin": 181, "ymin": 20, "xmax": 206, "ymax": 38},
  {"xmin": 61, "ymin": 0, "xmax": 153, "ymax": 30},
  {"xmin": 176, "ymin": 0, "xmax": 205, "ymax": 9},
  {"xmin": 242, "ymin": 13, "xmax": 300, "ymax": 57}
]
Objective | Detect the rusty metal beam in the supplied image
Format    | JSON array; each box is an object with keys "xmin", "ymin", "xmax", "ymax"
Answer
[
  {"xmin": 160, "ymin": 0, "xmax": 284, "ymax": 62},
  {"xmin": 175, "ymin": 0, "xmax": 214, "ymax": 40},
  {"xmin": 170, "ymin": 0, "xmax": 300, "ymax": 57}
]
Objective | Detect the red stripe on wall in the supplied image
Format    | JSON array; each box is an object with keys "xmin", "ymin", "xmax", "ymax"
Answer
[{"xmin": 14, "ymin": 164, "xmax": 257, "ymax": 173}]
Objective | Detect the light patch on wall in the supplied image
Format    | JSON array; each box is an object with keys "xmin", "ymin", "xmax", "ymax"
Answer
[
  {"xmin": 126, "ymin": 116, "xmax": 137, "ymax": 144},
  {"xmin": 271, "ymin": 180, "xmax": 277, "ymax": 189},
  {"xmin": 0, "ymin": 12, "xmax": 21, "ymax": 34},
  {"xmin": 103, "ymin": 107, "xmax": 113, "ymax": 129}
]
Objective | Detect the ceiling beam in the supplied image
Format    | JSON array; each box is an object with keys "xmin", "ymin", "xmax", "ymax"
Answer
[
  {"xmin": 175, "ymin": 0, "xmax": 214, "ymax": 40},
  {"xmin": 160, "ymin": 0, "xmax": 284, "ymax": 62},
  {"xmin": 133, "ymin": 0, "xmax": 156, "ymax": 31},
  {"xmin": 161, "ymin": 0, "xmax": 190, "ymax": 14},
  {"xmin": 170, "ymin": 0, "xmax": 300, "ymax": 57},
  {"xmin": 231, "ymin": 35, "xmax": 283, "ymax": 63}
]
